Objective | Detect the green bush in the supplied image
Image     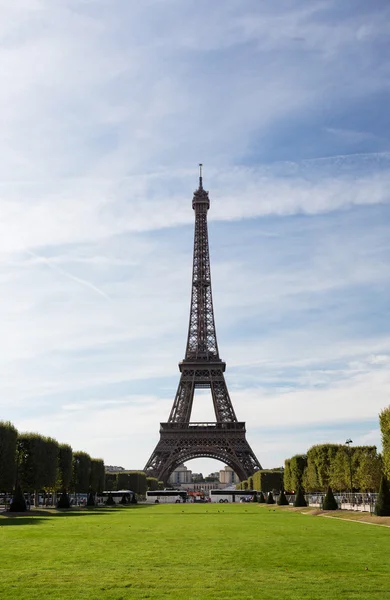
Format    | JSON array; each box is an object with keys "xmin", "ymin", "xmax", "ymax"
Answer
[
  {"xmin": 9, "ymin": 484, "xmax": 27, "ymax": 512},
  {"xmin": 258, "ymin": 491, "xmax": 265, "ymax": 503},
  {"xmin": 253, "ymin": 470, "xmax": 283, "ymax": 493},
  {"xmin": 105, "ymin": 492, "xmax": 115, "ymax": 506},
  {"xmin": 266, "ymin": 492, "xmax": 275, "ymax": 505},
  {"xmin": 57, "ymin": 490, "xmax": 70, "ymax": 509},
  {"xmin": 374, "ymin": 475, "xmax": 390, "ymax": 517},
  {"xmin": 293, "ymin": 486, "xmax": 307, "ymax": 507},
  {"xmin": 277, "ymin": 489, "xmax": 289, "ymax": 506},
  {"xmin": 87, "ymin": 491, "xmax": 95, "ymax": 507},
  {"xmin": 322, "ymin": 486, "xmax": 338, "ymax": 510}
]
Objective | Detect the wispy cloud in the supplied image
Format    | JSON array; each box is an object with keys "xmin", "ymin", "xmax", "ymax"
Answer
[{"xmin": 0, "ymin": 1, "xmax": 389, "ymax": 474}]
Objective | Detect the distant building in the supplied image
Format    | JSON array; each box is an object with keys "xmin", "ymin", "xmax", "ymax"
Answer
[
  {"xmin": 168, "ymin": 464, "xmax": 192, "ymax": 485},
  {"xmin": 219, "ymin": 466, "xmax": 239, "ymax": 485},
  {"xmin": 105, "ymin": 465, "xmax": 125, "ymax": 472}
]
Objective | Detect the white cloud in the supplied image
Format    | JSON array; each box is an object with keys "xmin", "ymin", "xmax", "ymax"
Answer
[{"xmin": 0, "ymin": 0, "xmax": 389, "ymax": 476}]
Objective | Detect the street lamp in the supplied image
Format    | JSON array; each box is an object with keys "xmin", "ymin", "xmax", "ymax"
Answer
[{"xmin": 345, "ymin": 439, "xmax": 353, "ymax": 502}]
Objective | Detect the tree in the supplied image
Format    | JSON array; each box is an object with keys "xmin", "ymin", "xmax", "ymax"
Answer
[
  {"xmin": 105, "ymin": 472, "xmax": 117, "ymax": 491},
  {"xmin": 90, "ymin": 459, "xmax": 105, "ymax": 494},
  {"xmin": 379, "ymin": 407, "xmax": 390, "ymax": 479},
  {"xmin": 17, "ymin": 433, "xmax": 59, "ymax": 495},
  {"xmin": 126, "ymin": 472, "xmax": 147, "ymax": 495},
  {"xmin": 330, "ymin": 447, "xmax": 350, "ymax": 491},
  {"xmin": 72, "ymin": 451, "xmax": 91, "ymax": 494},
  {"xmin": 266, "ymin": 492, "xmax": 275, "ymax": 505},
  {"xmin": 356, "ymin": 451, "xmax": 382, "ymax": 492},
  {"xmin": 277, "ymin": 489, "xmax": 289, "ymax": 506},
  {"xmin": 289, "ymin": 455, "xmax": 307, "ymax": 491},
  {"xmin": 146, "ymin": 477, "xmax": 159, "ymax": 491},
  {"xmin": 58, "ymin": 444, "xmax": 73, "ymax": 492},
  {"xmin": 305, "ymin": 444, "xmax": 340, "ymax": 491},
  {"xmin": 283, "ymin": 459, "xmax": 292, "ymax": 493},
  {"xmin": 293, "ymin": 486, "xmax": 307, "ymax": 507},
  {"xmin": 322, "ymin": 486, "xmax": 338, "ymax": 510},
  {"xmin": 0, "ymin": 421, "xmax": 18, "ymax": 492},
  {"xmin": 252, "ymin": 470, "xmax": 283, "ymax": 493},
  {"xmin": 374, "ymin": 474, "xmax": 390, "ymax": 517}
]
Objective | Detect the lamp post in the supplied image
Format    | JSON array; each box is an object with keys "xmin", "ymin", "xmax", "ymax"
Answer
[{"xmin": 345, "ymin": 439, "xmax": 353, "ymax": 503}]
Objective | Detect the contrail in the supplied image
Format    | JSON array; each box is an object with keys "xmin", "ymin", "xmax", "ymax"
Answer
[{"xmin": 26, "ymin": 249, "xmax": 112, "ymax": 302}]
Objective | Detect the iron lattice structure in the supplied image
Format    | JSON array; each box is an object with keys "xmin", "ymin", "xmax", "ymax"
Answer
[{"xmin": 144, "ymin": 169, "xmax": 261, "ymax": 483}]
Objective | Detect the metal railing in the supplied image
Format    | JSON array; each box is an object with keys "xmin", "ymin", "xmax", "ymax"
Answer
[{"xmin": 282, "ymin": 492, "xmax": 378, "ymax": 513}]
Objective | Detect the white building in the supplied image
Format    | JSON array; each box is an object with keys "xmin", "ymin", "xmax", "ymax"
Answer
[
  {"xmin": 219, "ymin": 466, "xmax": 239, "ymax": 485},
  {"xmin": 168, "ymin": 464, "xmax": 192, "ymax": 485}
]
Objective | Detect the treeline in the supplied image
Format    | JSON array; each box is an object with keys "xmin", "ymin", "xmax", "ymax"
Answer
[
  {"xmin": 284, "ymin": 445, "xmax": 382, "ymax": 493},
  {"xmin": 236, "ymin": 469, "xmax": 283, "ymax": 493},
  {"xmin": 283, "ymin": 404, "xmax": 390, "ymax": 494},
  {"xmin": 0, "ymin": 421, "xmax": 105, "ymax": 499},
  {"xmin": 104, "ymin": 471, "xmax": 164, "ymax": 495}
]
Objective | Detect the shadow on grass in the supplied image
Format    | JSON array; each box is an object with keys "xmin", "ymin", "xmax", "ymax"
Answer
[{"xmin": 0, "ymin": 504, "xmax": 155, "ymax": 526}]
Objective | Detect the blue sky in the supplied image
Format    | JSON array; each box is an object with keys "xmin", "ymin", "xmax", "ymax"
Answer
[{"xmin": 1, "ymin": 0, "xmax": 389, "ymax": 477}]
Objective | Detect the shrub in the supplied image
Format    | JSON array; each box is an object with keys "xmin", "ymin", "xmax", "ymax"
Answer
[
  {"xmin": 266, "ymin": 492, "xmax": 275, "ymax": 505},
  {"xmin": 277, "ymin": 489, "xmax": 289, "ymax": 506},
  {"xmin": 131, "ymin": 493, "xmax": 137, "ymax": 504},
  {"xmin": 258, "ymin": 491, "xmax": 265, "ymax": 503},
  {"xmin": 9, "ymin": 484, "xmax": 27, "ymax": 512},
  {"xmin": 374, "ymin": 474, "xmax": 390, "ymax": 517},
  {"xmin": 87, "ymin": 491, "xmax": 95, "ymax": 507},
  {"xmin": 322, "ymin": 486, "xmax": 338, "ymax": 510},
  {"xmin": 293, "ymin": 486, "xmax": 307, "ymax": 507},
  {"xmin": 57, "ymin": 490, "xmax": 70, "ymax": 509},
  {"xmin": 105, "ymin": 492, "xmax": 115, "ymax": 506}
]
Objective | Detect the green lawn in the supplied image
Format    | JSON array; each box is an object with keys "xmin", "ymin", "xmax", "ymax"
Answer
[{"xmin": 1, "ymin": 504, "xmax": 389, "ymax": 600}]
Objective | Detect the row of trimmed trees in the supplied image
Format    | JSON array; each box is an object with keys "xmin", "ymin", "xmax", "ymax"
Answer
[
  {"xmin": 0, "ymin": 421, "xmax": 105, "ymax": 507},
  {"xmin": 284, "ymin": 445, "xmax": 382, "ymax": 493},
  {"xmin": 104, "ymin": 471, "xmax": 164, "ymax": 495},
  {"xmin": 236, "ymin": 469, "xmax": 283, "ymax": 493}
]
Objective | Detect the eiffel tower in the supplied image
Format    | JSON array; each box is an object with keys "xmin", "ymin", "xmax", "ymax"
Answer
[{"xmin": 144, "ymin": 166, "xmax": 261, "ymax": 483}]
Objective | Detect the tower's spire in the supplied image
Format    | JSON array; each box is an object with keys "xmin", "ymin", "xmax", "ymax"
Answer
[{"xmin": 199, "ymin": 163, "xmax": 203, "ymax": 189}]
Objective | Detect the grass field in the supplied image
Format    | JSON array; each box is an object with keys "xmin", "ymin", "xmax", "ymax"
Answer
[{"xmin": 1, "ymin": 504, "xmax": 389, "ymax": 600}]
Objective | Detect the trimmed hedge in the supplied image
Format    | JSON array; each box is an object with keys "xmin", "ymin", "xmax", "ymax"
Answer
[
  {"xmin": 253, "ymin": 470, "xmax": 283, "ymax": 494},
  {"xmin": 293, "ymin": 486, "xmax": 307, "ymax": 507},
  {"xmin": 9, "ymin": 484, "xmax": 27, "ymax": 512},
  {"xmin": 380, "ymin": 406, "xmax": 390, "ymax": 479},
  {"xmin": 277, "ymin": 489, "xmax": 289, "ymax": 506},
  {"xmin": 322, "ymin": 486, "xmax": 338, "ymax": 510},
  {"xmin": 374, "ymin": 475, "xmax": 390, "ymax": 517},
  {"xmin": 0, "ymin": 421, "xmax": 18, "ymax": 491}
]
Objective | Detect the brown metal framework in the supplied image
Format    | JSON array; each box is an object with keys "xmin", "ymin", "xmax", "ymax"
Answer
[{"xmin": 144, "ymin": 168, "xmax": 261, "ymax": 482}]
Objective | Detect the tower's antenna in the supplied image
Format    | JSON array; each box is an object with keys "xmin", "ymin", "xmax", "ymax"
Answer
[{"xmin": 199, "ymin": 163, "xmax": 203, "ymax": 189}]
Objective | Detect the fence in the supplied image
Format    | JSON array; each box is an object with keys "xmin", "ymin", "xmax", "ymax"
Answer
[{"xmin": 283, "ymin": 492, "xmax": 377, "ymax": 513}]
